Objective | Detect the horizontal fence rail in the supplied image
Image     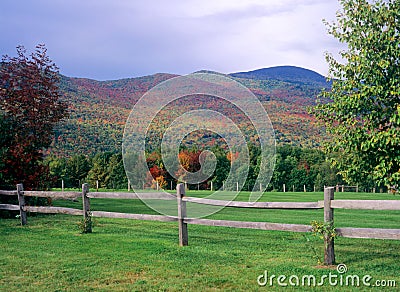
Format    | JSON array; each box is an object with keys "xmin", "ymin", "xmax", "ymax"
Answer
[
  {"xmin": 87, "ymin": 192, "xmax": 175, "ymax": 200},
  {"xmin": 184, "ymin": 218, "xmax": 312, "ymax": 232},
  {"xmin": 25, "ymin": 206, "xmax": 83, "ymax": 216},
  {"xmin": 331, "ymin": 200, "xmax": 400, "ymax": 210},
  {"xmin": 91, "ymin": 211, "xmax": 177, "ymax": 222},
  {"xmin": 1, "ymin": 183, "xmax": 400, "ymax": 265},
  {"xmin": 23, "ymin": 191, "xmax": 81, "ymax": 199},
  {"xmin": 183, "ymin": 196, "xmax": 323, "ymax": 209},
  {"xmin": 0, "ymin": 204, "xmax": 20, "ymax": 211},
  {"xmin": 0, "ymin": 190, "xmax": 17, "ymax": 196},
  {"xmin": 336, "ymin": 227, "xmax": 400, "ymax": 240}
]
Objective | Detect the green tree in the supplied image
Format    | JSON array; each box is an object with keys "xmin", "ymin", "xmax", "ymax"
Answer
[
  {"xmin": 210, "ymin": 145, "xmax": 230, "ymax": 190},
  {"xmin": 106, "ymin": 153, "xmax": 128, "ymax": 189},
  {"xmin": 271, "ymin": 148, "xmax": 299, "ymax": 191},
  {"xmin": 289, "ymin": 168, "xmax": 309, "ymax": 191},
  {"xmin": 313, "ymin": 161, "xmax": 341, "ymax": 191},
  {"xmin": 65, "ymin": 154, "xmax": 90, "ymax": 188},
  {"xmin": 47, "ymin": 156, "xmax": 67, "ymax": 187},
  {"xmin": 313, "ymin": 0, "xmax": 400, "ymax": 188},
  {"xmin": 87, "ymin": 152, "xmax": 113, "ymax": 188}
]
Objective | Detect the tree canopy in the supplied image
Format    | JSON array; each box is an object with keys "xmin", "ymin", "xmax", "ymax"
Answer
[
  {"xmin": 0, "ymin": 44, "xmax": 68, "ymax": 189},
  {"xmin": 313, "ymin": 0, "xmax": 400, "ymax": 188}
]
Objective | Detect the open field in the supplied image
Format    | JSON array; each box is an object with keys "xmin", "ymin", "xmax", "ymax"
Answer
[{"xmin": 1, "ymin": 191, "xmax": 400, "ymax": 291}]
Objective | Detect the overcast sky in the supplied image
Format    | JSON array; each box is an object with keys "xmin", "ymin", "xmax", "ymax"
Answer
[{"xmin": 0, "ymin": 0, "xmax": 344, "ymax": 81}]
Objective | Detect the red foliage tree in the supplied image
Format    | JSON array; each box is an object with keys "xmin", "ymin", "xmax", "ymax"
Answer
[
  {"xmin": 0, "ymin": 44, "xmax": 68, "ymax": 190},
  {"xmin": 148, "ymin": 165, "xmax": 167, "ymax": 189},
  {"xmin": 149, "ymin": 165, "xmax": 166, "ymax": 179}
]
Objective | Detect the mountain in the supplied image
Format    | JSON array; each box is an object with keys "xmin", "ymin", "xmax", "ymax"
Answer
[
  {"xmin": 50, "ymin": 66, "xmax": 329, "ymax": 157},
  {"xmin": 230, "ymin": 66, "xmax": 330, "ymax": 87}
]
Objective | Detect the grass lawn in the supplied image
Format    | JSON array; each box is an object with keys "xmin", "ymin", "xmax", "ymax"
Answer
[{"xmin": 1, "ymin": 191, "xmax": 400, "ymax": 291}]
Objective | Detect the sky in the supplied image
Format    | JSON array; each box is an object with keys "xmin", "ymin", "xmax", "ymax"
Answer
[{"xmin": 0, "ymin": 0, "xmax": 344, "ymax": 81}]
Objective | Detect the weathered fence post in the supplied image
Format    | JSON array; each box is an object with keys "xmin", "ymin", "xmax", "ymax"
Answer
[
  {"xmin": 177, "ymin": 183, "xmax": 188, "ymax": 246},
  {"xmin": 16, "ymin": 184, "xmax": 27, "ymax": 226},
  {"xmin": 324, "ymin": 187, "xmax": 335, "ymax": 265},
  {"xmin": 81, "ymin": 183, "xmax": 92, "ymax": 233}
]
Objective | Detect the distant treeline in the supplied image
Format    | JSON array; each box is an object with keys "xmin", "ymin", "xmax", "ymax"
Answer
[{"xmin": 40, "ymin": 145, "xmax": 347, "ymax": 192}]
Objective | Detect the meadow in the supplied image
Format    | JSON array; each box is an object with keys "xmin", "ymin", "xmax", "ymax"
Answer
[{"xmin": 1, "ymin": 191, "xmax": 399, "ymax": 291}]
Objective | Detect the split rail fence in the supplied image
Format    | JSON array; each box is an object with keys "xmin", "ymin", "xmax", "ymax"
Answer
[{"xmin": 1, "ymin": 183, "xmax": 400, "ymax": 265}]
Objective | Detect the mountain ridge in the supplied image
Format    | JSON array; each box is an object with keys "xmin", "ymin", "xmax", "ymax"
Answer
[
  {"xmin": 62, "ymin": 66, "xmax": 326, "ymax": 85},
  {"xmin": 230, "ymin": 65, "xmax": 329, "ymax": 87},
  {"xmin": 51, "ymin": 66, "xmax": 329, "ymax": 156}
]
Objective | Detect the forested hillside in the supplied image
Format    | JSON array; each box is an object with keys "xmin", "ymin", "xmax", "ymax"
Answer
[
  {"xmin": 53, "ymin": 73, "xmax": 178, "ymax": 156},
  {"xmin": 230, "ymin": 65, "xmax": 330, "ymax": 86},
  {"xmin": 9, "ymin": 66, "xmax": 347, "ymax": 192},
  {"xmin": 51, "ymin": 66, "xmax": 329, "ymax": 157}
]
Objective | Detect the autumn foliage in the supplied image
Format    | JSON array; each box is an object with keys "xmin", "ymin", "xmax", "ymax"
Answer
[{"xmin": 0, "ymin": 45, "xmax": 67, "ymax": 190}]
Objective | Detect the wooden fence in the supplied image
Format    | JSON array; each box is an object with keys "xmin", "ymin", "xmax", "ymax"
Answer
[{"xmin": 1, "ymin": 184, "xmax": 400, "ymax": 265}]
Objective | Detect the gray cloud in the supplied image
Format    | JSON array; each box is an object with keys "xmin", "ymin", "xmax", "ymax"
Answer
[
  {"xmin": 0, "ymin": 0, "xmax": 344, "ymax": 80},
  {"xmin": 198, "ymin": 0, "xmax": 328, "ymax": 21}
]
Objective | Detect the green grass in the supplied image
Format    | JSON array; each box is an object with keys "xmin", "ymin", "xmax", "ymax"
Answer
[{"xmin": 1, "ymin": 191, "xmax": 400, "ymax": 291}]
